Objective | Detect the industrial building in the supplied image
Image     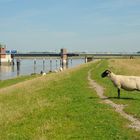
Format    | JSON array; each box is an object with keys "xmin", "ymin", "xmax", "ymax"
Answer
[{"xmin": 0, "ymin": 43, "xmax": 12, "ymax": 65}]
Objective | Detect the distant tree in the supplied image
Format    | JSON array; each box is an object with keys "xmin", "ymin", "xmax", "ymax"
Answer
[{"xmin": 137, "ymin": 51, "xmax": 140, "ymax": 53}]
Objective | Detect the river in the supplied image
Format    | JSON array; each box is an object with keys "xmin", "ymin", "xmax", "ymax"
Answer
[{"xmin": 0, "ymin": 58, "xmax": 85, "ymax": 80}]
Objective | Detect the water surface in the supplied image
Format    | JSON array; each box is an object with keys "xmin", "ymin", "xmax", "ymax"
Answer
[{"xmin": 0, "ymin": 58, "xmax": 85, "ymax": 80}]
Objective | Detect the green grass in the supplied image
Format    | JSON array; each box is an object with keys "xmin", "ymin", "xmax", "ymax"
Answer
[
  {"xmin": 0, "ymin": 62, "xmax": 140, "ymax": 139},
  {"xmin": 0, "ymin": 75, "xmax": 40, "ymax": 88},
  {"xmin": 91, "ymin": 60, "xmax": 140, "ymax": 126}
]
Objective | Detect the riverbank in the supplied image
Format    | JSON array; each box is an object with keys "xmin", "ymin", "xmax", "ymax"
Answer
[{"xmin": 0, "ymin": 60, "xmax": 140, "ymax": 139}]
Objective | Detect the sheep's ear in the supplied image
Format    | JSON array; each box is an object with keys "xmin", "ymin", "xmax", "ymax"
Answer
[{"xmin": 106, "ymin": 70, "xmax": 111, "ymax": 74}]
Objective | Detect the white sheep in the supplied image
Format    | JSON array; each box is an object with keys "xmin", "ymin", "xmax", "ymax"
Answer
[
  {"xmin": 40, "ymin": 71, "xmax": 46, "ymax": 76},
  {"xmin": 101, "ymin": 70, "xmax": 140, "ymax": 98},
  {"xmin": 59, "ymin": 67, "xmax": 63, "ymax": 71},
  {"xmin": 42, "ymin": 72, "xmax": 46, "ymax": 76}
]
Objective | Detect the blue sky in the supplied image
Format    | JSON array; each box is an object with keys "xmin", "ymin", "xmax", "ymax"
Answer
[{"xmin": 0, "ymin": 0, "xmax": 140, "ymax": 52}]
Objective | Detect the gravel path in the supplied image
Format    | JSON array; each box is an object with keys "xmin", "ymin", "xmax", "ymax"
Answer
[{"xmin": 88, "ymin": 69, "xmax": 140, "ymax": 131}]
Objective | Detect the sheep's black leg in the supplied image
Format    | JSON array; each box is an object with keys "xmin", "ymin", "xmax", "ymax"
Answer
[{"xmin": 118, "ymin": 88, "xmax": 120, "ymax": 99}]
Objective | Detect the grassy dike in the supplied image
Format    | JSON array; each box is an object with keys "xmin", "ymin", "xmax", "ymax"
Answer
[
  {"xmin": 0, "ymin": 61, "xmax": 140, "ymax": 139},
  {"xmin": 91, "ymin": 59, "xmax": 140, "ymax": 118},
  {"xmin": 0, "ymin": 75, "xmax": 39, "ymax": 89}
]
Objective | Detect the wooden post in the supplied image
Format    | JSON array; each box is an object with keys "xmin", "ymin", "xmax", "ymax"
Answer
[
  {"xmin": 60, "ymin": 59, "xmax": 62, "ymax": 67},
  {"xmin": 43, "ymin": 58, "xmax": 45, "ymax": 71},
  {"xmin": 70, "ymin": 58, "xmax": 72, "ymax": 67},
  {"xmin": 34, "ymin": 59, "xmax": 36, "ymax": 74},
  {"xmin": 50, "ymin": 59, "xmax": 52, "ymax": 72},
  {"xmin": 85, "ymin": 56, "xmax": 87, "ymax": 63},
  {"xmin": 56, "ymin": 59, "xmax": 58, "ymax": 69},
  {"xmin": 16, "ymin": 58, "xmax": 20, "ymax": 76}
]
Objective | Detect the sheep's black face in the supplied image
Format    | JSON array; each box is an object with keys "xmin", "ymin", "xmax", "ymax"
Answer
[{"xmin": 101, "ymin": 70, "xmax": 111, "ymax": 78}]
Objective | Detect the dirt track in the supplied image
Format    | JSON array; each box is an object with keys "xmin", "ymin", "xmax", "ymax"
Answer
[{"xmin": 88, "ymin": 69, "xmax": 140, "ymax": 131}]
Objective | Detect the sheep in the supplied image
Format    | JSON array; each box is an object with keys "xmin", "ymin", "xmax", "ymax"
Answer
[
  {"xmin": 59, "ymin": 67, "xmax": 63, "ymax": 71},
  {"xmin": 40, "ymin": 71, "xmax": 46, "ymax": 76},
  {"xmin": 101, "ymin": 70, "xmax": 140, "ymax": 98},
  {"xmin": 42, "ymin": 72, "xmax": 46, "ymax": 76}
]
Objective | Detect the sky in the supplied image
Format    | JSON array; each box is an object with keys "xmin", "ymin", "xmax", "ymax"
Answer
[{"xmin": 0, "ymin": 0, "xmax": 140, "ymax": 53}]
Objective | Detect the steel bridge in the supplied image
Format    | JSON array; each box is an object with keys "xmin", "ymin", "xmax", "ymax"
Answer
[{"xmin": 13, "ymin": 52, "xmax": 140, "ymax": 59}]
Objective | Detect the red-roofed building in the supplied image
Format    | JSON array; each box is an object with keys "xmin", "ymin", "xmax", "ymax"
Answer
[{"xmin": 0, "ymin": 43, "xmax": 12, "ymax": 65}]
